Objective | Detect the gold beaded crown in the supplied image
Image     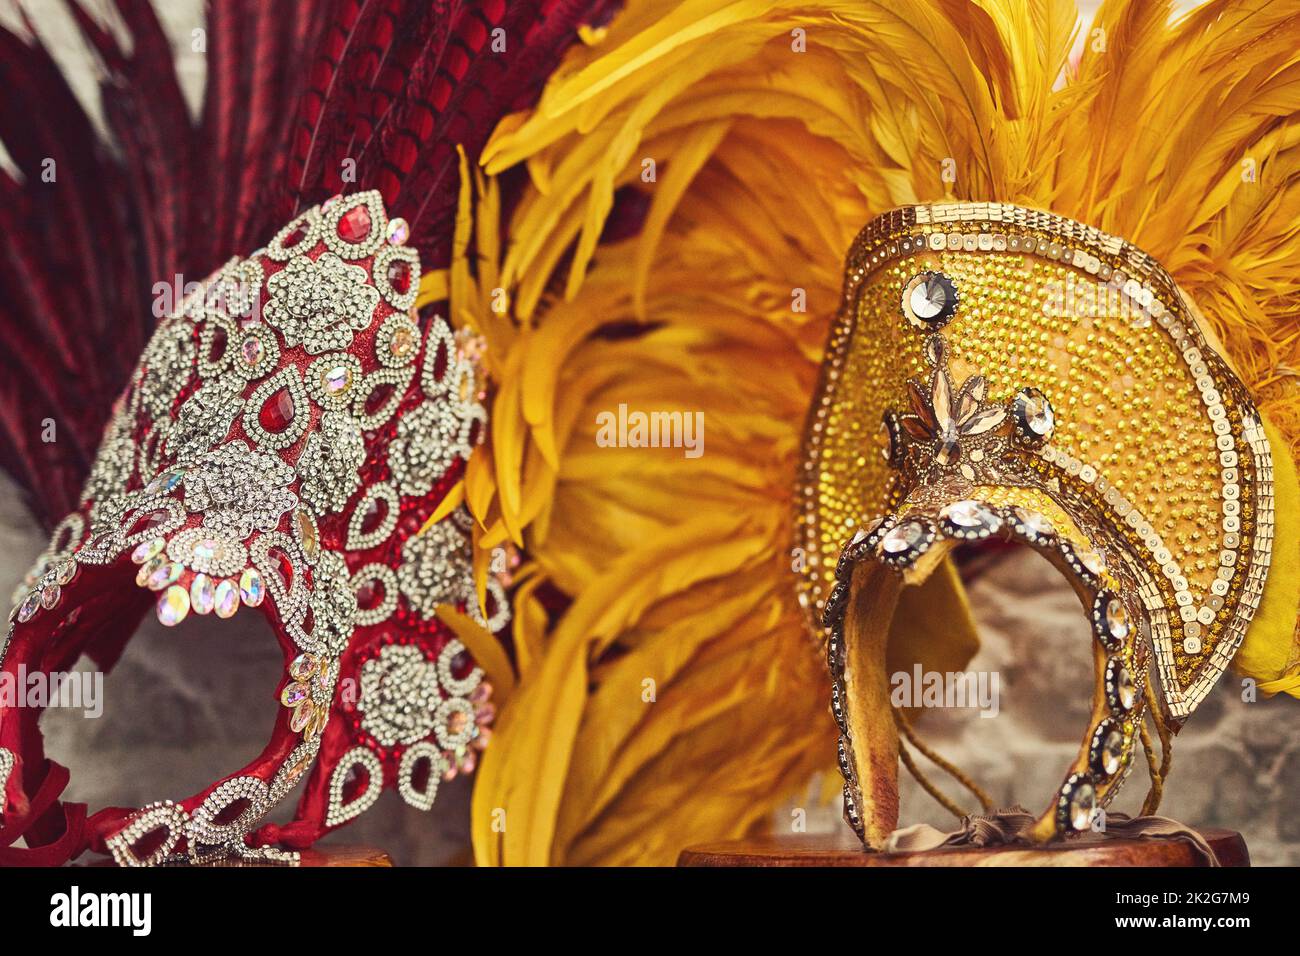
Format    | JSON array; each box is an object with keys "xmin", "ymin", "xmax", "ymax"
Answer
[{"xmin": 801, "ymin": 202, "xmax": 1280, "ymax": 844}]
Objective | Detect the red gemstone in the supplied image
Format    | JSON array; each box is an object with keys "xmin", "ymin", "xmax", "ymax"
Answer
[
  {"xmin": 258, "ymin": 388, "xmax": 295, "ymax": 432},
  {"xmin": 343, "ymin": 763, "xmax": 370, "ymax": 803},
  {"xmin": 360, "ymin": 497, "xmax": 388, "ymax": 535},
  {"xmin": 451, "ymin": 650, "xmax": 473, "ymax": 680},
  {"xmin": 337, "ymin": 204, "xmax": 372, "ymax": 243},
  {"xmin": 410, "ymin": 756, "xmax": 431, "ymax": 793},
  {"xmin": 208, "ymin": 326, "xmax": 227, "ymax": 362},
  {"xmin": 364, "ymin": 383, "xmax": 394, "ymax": 416},
  {"xmin": 356, "ymin": 580, "xmax": 385, "ymax": 610},
  {"xmin": 268, "ymin": 547, "xmax": 294, "ymax": 591},
  {"xmin": 386, "ymin": 259, "xmax": 411, "ymax": 294},
  {"xmin": 129, "ymin": 509, "xmax": 170, "ymax": 537}
]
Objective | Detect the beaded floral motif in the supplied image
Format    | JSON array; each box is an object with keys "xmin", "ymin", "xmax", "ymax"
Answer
[
  {"xmin": 183, "ymin": 440, "xmax": 298, "ymax": 538},
  {"xmin": 298, "ymin": 411, "xmax": 366, "ymax": 514},
  {"xmin": 165, "ymin": 382, "xmax": 244, "ymax": 463},
  {"xmin": 358, "ymin": 644, "xmax": 443, "ymax": 746},
  {"xmin": 264, "ymin": 253, "xmax": 380, "ymax": 354},
  {"xmin": 397, "ymin": 519, "xmax": 472, "ymax": 618}
]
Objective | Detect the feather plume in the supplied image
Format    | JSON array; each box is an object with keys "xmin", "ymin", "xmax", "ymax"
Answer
[
  {"xmin": 458, "ymin": 0, "xmax": 1300, "ymax": 864},
  {"xmin": 0, "ymin": 0, "xmax": 609, "ymax": 525}
]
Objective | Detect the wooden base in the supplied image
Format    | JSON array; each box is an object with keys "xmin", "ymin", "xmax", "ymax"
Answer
[
  {"xmin": 678, "ymin": 830, "xmax": 1248, "ymax": 867},
  {"xmin": 83, "ymin": 845, "xmax": 393, "ymax": 867}
]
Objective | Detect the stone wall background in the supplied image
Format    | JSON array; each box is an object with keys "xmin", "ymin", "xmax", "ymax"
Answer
[{"xmin": 3, "ymin": 0, "xmax": 1294, "ymax": 867}]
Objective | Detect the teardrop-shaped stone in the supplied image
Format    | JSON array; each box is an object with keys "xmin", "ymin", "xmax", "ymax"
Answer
[
  {"xmin": 267, "ymin": 548, "xmax": 293, "ymax": 591},
  {"xmin": 296, "ymin": 511, "xmax": 318, "ymax": 561},
  {"xmin": 355, "ymin": 578, "xmax": 384, "ymax": 610},
  {"xmin": 258, "ymin": 388, "xmax": 295, "ymax": 433},
  {"xmin": 386, "ymin": 258, "xmax": 411, "ymax": 294},
  {"xmin": 289, "ymin": 699, "xmax": 316, "ymax": 734},
  {"xmin": 17, "ymin": 590, "xmax": 41, "ymax": 623},
  {"xmin": 137, "ymin": 556, "xmax": 163, "ymax": 587},
  {"xmin": 290, "ymin": 653, "xmax": 319, "ymax": 681},
  {"xmin": 55, "ymin": 559, "xmax": 77, "ymax": 586},
  {"xmin": 359, "ymin": 496, "xmax": 388, "ymax": 535},
  {"xmin": 280, "ymin": 681, "xmax": 309, "ymax": 707},
  {"xmin": 337, "ymin": 204, "xmax": 372, "ymax": 242}
]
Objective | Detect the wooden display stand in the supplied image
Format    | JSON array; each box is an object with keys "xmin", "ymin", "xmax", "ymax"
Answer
[
  {"xmin": 84, "ymin": 845, "xmax": 393, "ymax": 867},
  {"xmin": 678, "ymin": 830, "xmax": 1248, "ymax": 867}
]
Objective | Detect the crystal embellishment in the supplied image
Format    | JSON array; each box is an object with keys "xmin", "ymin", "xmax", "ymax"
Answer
[
  {"xmin": 1013, "ymin": 387, "xmax": 1055, "ymax": 443},
  {"xmin": 902, "ymin": 271, "xmax": 959, "ymax": 329}
]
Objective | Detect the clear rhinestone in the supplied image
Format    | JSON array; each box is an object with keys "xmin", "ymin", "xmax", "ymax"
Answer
[
  {"xmin": 55, "ymin": 559, "xmax": 77, "ymax": 586},
  {"xmin": 941, "ymin": 500, "xmax": 999, "ymax": 531},
  {"xmin": 146, "ymin": 562, "xmax": 184, "ymax": 591},
  {"xmin": 239, "ymin": 568, "xmax": 266, "ymax": 607},
  {"xmin": 909, "ymin": 274, "xmax": 952, "ymax": 320},
  {"xmin": 323, "ymin": 365, "xmax": 352, "ymax": 394},
  {"xmin": 280, "ymin": 681, "xmax": 310, "ymax": 707},
  {"xmin": 40, "ymin": 583, "xmax": 61, "ymax": 609},
  {"xmin": 290, "ymin": 699, "xmax": 316, "ymax": 734},
  {"xmin": 240, "ymin": 335, "xmax": 265, "ymax": 367},
  {"xmin": 132, "ymin": 537, "xmax": 166, "ymax": 565},
  {"xmin": 214, "ymin": 579, "xmax": 240, "ymax": 619},
  {"xmin": 1104, "ymin": 597, "xmax": 1129, "ymax": 641},
  {"xmin": 136, "ymin": 556, "xmax": 163, "ymax": 587},
  {"xmin": 1016, "ymin": 509, "xmax": 1054, "ymax": 538},
  {"xmin": 157, "ymin": 585, "xmax": 191, "ymax": 627},
  {"xmin": 881, "ymin": 521, "xmax": 926, "ymax": 554},
  {"xmin": 290, "ymin": 653, "xmax": 319, "ymax": 681},
  {"xmin": 1014, "ymin": 388, "xmax": 1055, "ymax": 439},
  {"xmin": 17, "ymin": 590, "xmax": 41, "ymax": 623},
  {"xmin": 190, "ymin": 573, "xmax": 216, "ymax": 615},
  {"xmin": 1067, "ymin": 780, "xmax": 1096, "ymax": 831},
  {"xmin": 192, "ymin": 538, "xmax": 221, "ymax": 563},
  {"xmin": 1115, "ymin": 665, "xmax": 1137, "ymax": 710},
  {"xmin": 1100, "ymin": 728, "xmax": 1125, "ymax": 775},
  {"xmin": 1079, "ymin": 549, "xmax": 1106, "ymax": 577},
  {"xmin": 386, "ymin": 217, "xmax": 410, "ymax": 245},
  {"xmin": 145, "ymin": 469, "xmax": 187, "ymax": 496}
]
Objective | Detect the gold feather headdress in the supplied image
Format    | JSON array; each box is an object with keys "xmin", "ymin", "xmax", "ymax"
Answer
[{"xmin": 422, "ymin": 0, "xmax": 1300, "ymax": 864}]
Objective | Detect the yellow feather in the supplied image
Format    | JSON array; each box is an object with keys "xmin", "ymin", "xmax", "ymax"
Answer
[{"xmin": 452, "ymin": 0, "xmax": 1300, "ymax": 865}]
